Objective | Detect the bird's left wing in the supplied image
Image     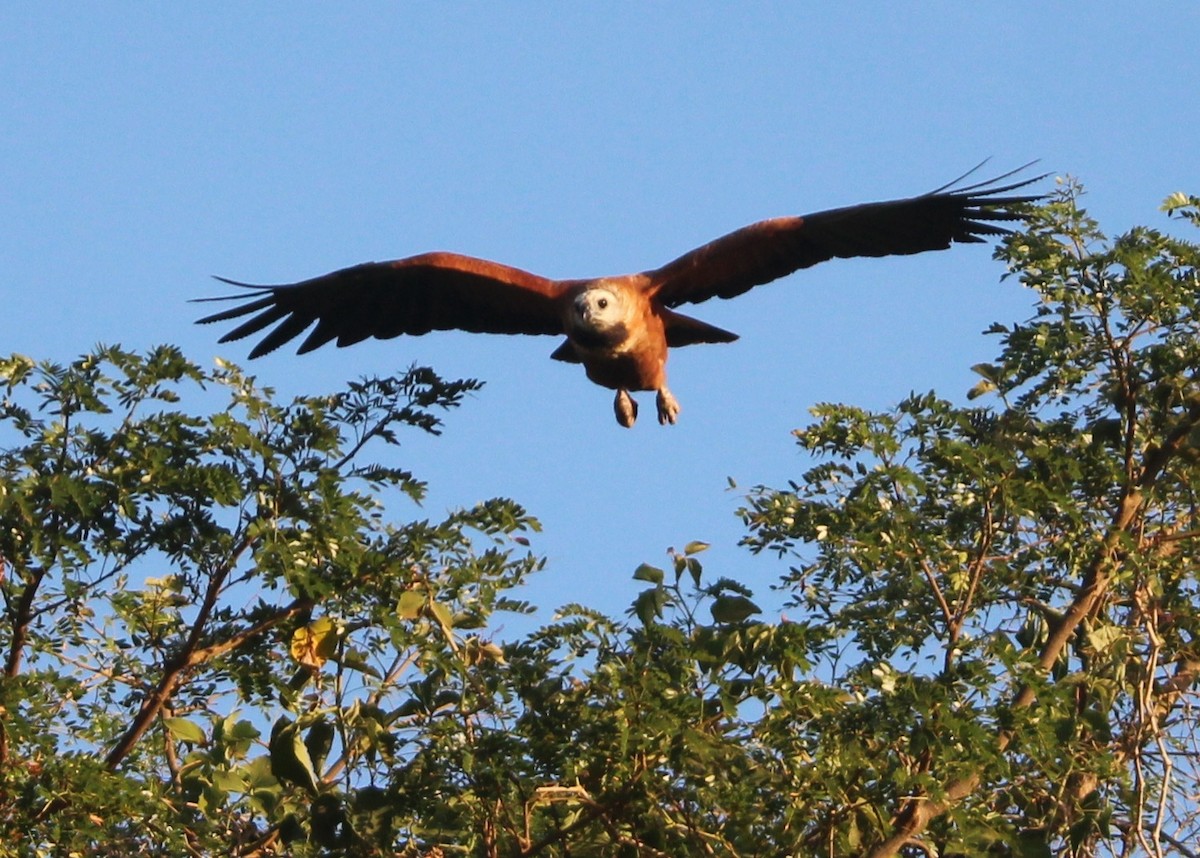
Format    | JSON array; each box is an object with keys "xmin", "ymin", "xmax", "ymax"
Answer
[
  {"xmin": 195, "ymin": 252, "xmax": 568, "ymax": 358},
  {"xmin": 645, "ymin": 172, "xmax": 1043, "ymax": 308}
]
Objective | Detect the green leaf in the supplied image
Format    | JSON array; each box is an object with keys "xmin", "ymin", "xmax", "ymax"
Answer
[
  {"xmin": 970, "ymin": 362, "xmax": 1002, "ymax": 381},
  {"xmin": 428, "ymin": 599, "xmax": 454, "ymax": 633},
  {"xmin": 967, "ymin": 378, "xmax": 997, "ymax": 400},
  {"xmin": 163, "ymin": 717, "xmax": 207, "ymax": 745},
  {"xmin": 633, "ymin": 587, "xmax": 668, "ymax": 626},
  {"xmin": 335, "ymin": 648, "xmax": 383, "ymax": 678},
  {"xmin": 710, "ymin": 595, "xmax": 761, "ymax": 624},
  {"xmin": 396, "ymin": 589, "xmax": 424, "ymax": 620},
  {"xmin": 304, "ymin": 719, "xmax": 336, "ymax": 773},
  {"xmin": 1087, "ymin": 623, "xmax": 1125, "ymax": 655},
  {"xmin": 1013, "ymin": 831, "xmax": 1053, "ymax": 858},
  {"xmin": 220, "ymin": 715, "xmax": 260, "ymax": 760},
  {"xmin": 633, "ymin": 563, "xmax": 664, "ymax": 584},
  {"xmin": 212, "ymin": 768, "xmax": 245, "ymax": 794},
  {"xmin": 269, "ymin": 717, "xmax": 320, "ymax": 795}
]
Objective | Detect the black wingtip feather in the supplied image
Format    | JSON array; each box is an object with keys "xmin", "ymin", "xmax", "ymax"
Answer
[
  {"xmin": 196, "ymin": 295, "xmax": 279, "ymax": 326},
  {"xmin": 296, "ymin": 318, "xmax": 341, "ymax": 355},
  {"xmin": 246, "ymin": 313, "xmax": 316, "ymax": 358},
  {"xmin": 929, "ymin": 159, "xmax": 1046, "ymax": 196},
  {"xmin": 211, "ymin": 275, "xmax": 275, "ymax": 289},
  {"xmin": 937, "ymin": 164, "xmax": 1050, "ymax": 244},
  {"xmin": 191, "ymin": 276, "xmax": 278, "ymax": 305},
  {"xmin": 215, "ymin": 305, "xmax": 292, "ymax": 344}
]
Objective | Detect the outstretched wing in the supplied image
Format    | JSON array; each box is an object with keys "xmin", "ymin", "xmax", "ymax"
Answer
[
  {"xmin": 195, "ymin": 252, "xmax": 568, "ymax": 358},
  {"xmin": 645, "ymin": 170, "xmax": 1044, "ymax": 307}
]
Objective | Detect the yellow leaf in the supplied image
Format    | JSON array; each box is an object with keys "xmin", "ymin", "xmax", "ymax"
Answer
[{"xmin": 290, "ymin": 616, "xmax": 338, "ymax": 669}]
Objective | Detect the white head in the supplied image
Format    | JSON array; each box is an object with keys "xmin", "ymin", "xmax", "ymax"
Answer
[
  {"xmin": 571, "ymin": 285, "xmax": 625, "ymax": 330},
  {"xmin": 567, "ymin": 283, "xmax": 632, "ymax": 351}
]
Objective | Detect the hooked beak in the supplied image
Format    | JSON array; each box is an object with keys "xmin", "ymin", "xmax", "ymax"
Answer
[{"xmin": 573, "ymin": 294, "xmax": 595, "ymax": 323}]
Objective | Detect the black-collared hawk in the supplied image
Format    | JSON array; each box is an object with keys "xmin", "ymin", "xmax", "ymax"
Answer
[{"xmin": 197, "ymin": 170, "xmax": 1041, "ymax": 427}]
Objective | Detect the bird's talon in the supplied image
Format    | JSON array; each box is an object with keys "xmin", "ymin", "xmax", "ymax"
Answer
[
  {"xmin": 656, "ymin": 389, "xmax": 680, "ymax": 425},
  {"xmin": 614, "ymin": 390, "xmax": 638, "ymax": 428}
]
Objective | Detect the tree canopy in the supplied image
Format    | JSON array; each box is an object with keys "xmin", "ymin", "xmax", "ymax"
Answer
[{"xmin": 2, "ymin": 182, "xmax": 1200, "ymax": 856}]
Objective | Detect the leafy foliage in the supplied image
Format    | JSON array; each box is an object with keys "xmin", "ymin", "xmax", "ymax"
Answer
[
  {"xmin": 742, "ymin": 181, "xmax": 1200, "ymax": 855},
  {"xmin": 0, "ymin": 352, "xmax": 540, "ymax": 854},
  {"xmin": 3, "ymin": 184, "xmax": 1200, "ymax": 856}
]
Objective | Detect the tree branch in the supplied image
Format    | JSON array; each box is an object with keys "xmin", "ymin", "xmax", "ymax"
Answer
[
  {"xmin": 869, "ymin": 391, "xmax": 1200, "ymax": 856},
  {"xmin": 104, "ymin": 590, "xmax": 314, "ymax": 770},
  {"xmin": 869, "ymin": 488, "xmax": 1146, "ymax": 856}
]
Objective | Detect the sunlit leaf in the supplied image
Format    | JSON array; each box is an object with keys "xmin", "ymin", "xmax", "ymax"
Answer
[
  {"xmin": 290, "ymin": 616, "xmax": 338, "ymax": 669},
  {"xmin": 163, "ymin": 717, "xmax": 207, "ymax": 745},
  {"xmin": 633, "ymin": 563, "xmax": 664, "ymax": 584},
  {"xmin": 428, "ymin": 599, "xmax": 454, "ymax": 633},
  {"xmin": 396, "ymin": 589, "xmax": 425, "ymax": 620}
]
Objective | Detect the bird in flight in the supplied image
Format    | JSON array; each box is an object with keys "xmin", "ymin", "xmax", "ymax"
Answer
[{"xmin": 197, "ymin": 169, "xmax": 1041, "ymax": 427}]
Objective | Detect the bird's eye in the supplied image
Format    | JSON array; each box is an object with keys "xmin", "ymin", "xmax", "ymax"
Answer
[{"xmin": 598, "ymin": 298, "xmax": 609, "ymax": 309}]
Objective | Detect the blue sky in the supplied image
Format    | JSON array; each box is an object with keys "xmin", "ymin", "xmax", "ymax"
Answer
[{"xmin": 3, "ymin": 6, "xmax": 1197, "ymax": 625}]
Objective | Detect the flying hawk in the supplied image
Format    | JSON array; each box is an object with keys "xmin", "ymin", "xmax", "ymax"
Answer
[{"xmin": 197, "ymin": 170, "xmax": 1040, "ymax": 427}]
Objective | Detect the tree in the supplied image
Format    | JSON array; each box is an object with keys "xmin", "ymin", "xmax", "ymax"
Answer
[
  {"xmin": 739, "ymin": 181, "xmax": 1200, "ymax": 856},
  {"xmin": 2, "ymin": 182, "xmax": 1199, "ymax": 857},
  {"xmin": 0, "ymin": 352, "xmax": 540, "ymax": 854}
]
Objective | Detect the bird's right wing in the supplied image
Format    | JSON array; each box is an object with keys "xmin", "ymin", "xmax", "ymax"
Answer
[
  {"xmin": 195, "ymin": 252, "xmax": 569, "ymax": 358},
  {"xmin": 645, "ymin": 171, "xmax": 1044, "ymax": 308}
]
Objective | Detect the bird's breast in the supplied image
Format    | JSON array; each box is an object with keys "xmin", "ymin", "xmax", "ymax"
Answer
[
  {"xmin": 579, "ymin": 351, "xmax": 659, "ymax": 391},
  {"xmin": 572, "ymin": 332, "xmax": 667, "ymax": 392},
  {"xmin": 569, "ymin": 321, "xmax": 630, "ymax": 351}
]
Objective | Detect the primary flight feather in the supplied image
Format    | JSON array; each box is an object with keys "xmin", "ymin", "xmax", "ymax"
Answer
[{"xmin": 197, "ymin": 170, "xmax": 1042, "ymax": 427}]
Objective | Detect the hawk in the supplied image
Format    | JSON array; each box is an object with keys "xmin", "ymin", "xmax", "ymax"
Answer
[{"xmin": 197, "ymin": 170, "xmax": 1040, "ymax": 427}]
